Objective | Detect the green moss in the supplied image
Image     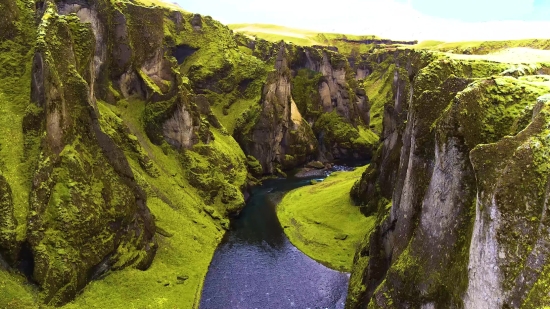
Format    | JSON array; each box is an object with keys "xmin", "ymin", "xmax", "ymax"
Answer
[
  {"xmin": 65, "ymin": 15, "xmax": 94, "ymax": 80},
  {"xmin": 314, "ymin": 112, "xmax": 377, "ymax": 155},
  {"xmin": 291, "ymin": 69, "xmax": 323, "ymax": 119},
  {"xmin": 210, "ymin": 96, "xmax": 260, "ymax": 135},
  {"xmin": 234, "ymin": 105, "xmax": 262, "ymax": 143},
  {"xmin": 277, "ymin": 165, "xmax": 376, "ymax": 271},
  {"xmin": 126, "ymin": 4, "xmax": 164, "ymax": 67},
  {"xmin": 0, "ymin": 0, "xmax": 37, "ymax": 242},
  {"xmin": 246, "ymin": 155, "xmax": 263, "ymax": 177},
  {"xmin": 346, "ymin": 231, "xmax": 372, "ymax": 306},
  {"xmin": 0, "ymin": 175, "xmax": 17, "ymax": 263},
  {"xmin": 61, "ymin": 94, "xmax": 246, "ymax": 308},
  {"xmin": 0, "ymin": 269, "xmax": 38, "ymax": 309},
  {"xmin": 138, "ymin": 70, "xmax": 163, "ymax": 95},
  {"xmin": 523, "ymin": 262, "xmax": 550, "ymax": 308},
  {"xmin": 181, "ymin": 127, "xmax": 247, "ymax": 216},
  {"xmin": 439, "ymin": 77, "xmax": 547, "ymax": 149}
]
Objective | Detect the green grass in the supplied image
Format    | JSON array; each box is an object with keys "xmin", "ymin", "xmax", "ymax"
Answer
[
  {"xmin": 229, "ymin": 24, "xmax": 321, "ymax": 46},
  {"xmin": 414, "ymin": 40, "xmax": 445, "ymax": 49},
  {"xmin": 60, "ymin": 99, "xmax": 235, "ymax": 309},
  {"xmin": 211, "ymin": 97, "xmax": 260, "ymax": 135},
  {"xmin": 414, "ymin": 38, "xmax": 550, "ymax": 55},
  {"xmin": 120, "ymin": 0, "xmax": 185, "ymax": 11},
  {"xmin": 0, "ymin": 270, "xmax": 38, "ymax": 309},
  {"xmin": 228, "ymin": 23, "xmax": 381, "ymax": 50},
  {"xmin": 444, "ymin": 48, "xmax": 550, "ymax": 64},
  {"xmin": 358, "ymin": 126, "xmax": 380, "ymax": 145},
  {"xmin": 277, "ymin": 165, "xmax": 376, "ymax": 272},
  {"xmin": 362, "ymin": 60, "xmax": 395, "ymax": 134}
]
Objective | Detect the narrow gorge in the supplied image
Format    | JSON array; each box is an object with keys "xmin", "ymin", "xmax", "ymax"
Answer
[{"xmin": 1, "ymin": 0, "xmax": 550, "ymax": 308}]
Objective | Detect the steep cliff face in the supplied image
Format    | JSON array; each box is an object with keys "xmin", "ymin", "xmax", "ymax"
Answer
[
  {"xmin": 3, "ymin": 0, "xmax": 550, "ymax": 307},
  {"xmin": 4, "ymin": 1, "xmax": 160, "ymax": 305},
  {"xmin": 234, "ymin": 44, "xmax": 317, "ymax": 174},
  {"xmin": 234, "ymin": 41, "xmax": 379, "ymax": 173},
  {"xmin": 0, "ymin": 0, "xmax": 250, "ymax": 306},
  {"xmin": 348, "ymin": 48, "xmax": 550, "ymax": 308},
  {"xmin": 0, "ymin": 0, "xmax": 384, "ymax": 306}
]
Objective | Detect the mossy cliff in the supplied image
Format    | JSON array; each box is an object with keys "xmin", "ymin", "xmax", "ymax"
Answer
[
  {"xmin": 2, "ymin": 0, "xmax": 550, "ymax": 307},
  {"xmin": 0, "ymin": 0, "xmax": 251, "ymax": 307},
  {"xmin": 347, "ymin": 47, "xmax": 550, "ymax": 308},
  {"xmin": 0, "ymin": 0, "xmax": 385, "ymax": 307},
  {"xmin": 233, "ymin": 40, "xmax": 380, "ymax": 174}
]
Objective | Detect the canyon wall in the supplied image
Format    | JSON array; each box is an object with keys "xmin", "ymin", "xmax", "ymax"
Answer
[{"xmin": 348, "ymin": 49, "xmax": 550, "ymax": 308}]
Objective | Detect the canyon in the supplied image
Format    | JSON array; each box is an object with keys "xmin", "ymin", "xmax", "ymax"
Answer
[{"xmin": 1, "ymin": 0, "xmax": 550, "ymax": 308}]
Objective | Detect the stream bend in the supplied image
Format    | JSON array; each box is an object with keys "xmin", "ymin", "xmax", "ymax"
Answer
[{"xmin": 200, "ymin": 174, "xmax": 352, "ymax": 309}]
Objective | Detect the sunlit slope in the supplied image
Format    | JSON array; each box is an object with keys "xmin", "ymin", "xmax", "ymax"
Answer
[
  {"xmin": 131, "ymin": 0, "xmax": 186, "ymax": 11},
  {"xmin": 415, "ymin": 38, "xmax": 550, "ymax": 54},
  {"xmin": 445, "ymin": 47, "xmax": 550, "ymax": 64},
  {"xmin": 229, "ymin": 23, "xmax": 322, "ymax": 46},
  {"xmin": 229, "ymin": 23, "xmax": 384, "ymax": 47},
  {"xmin": 277, "ymin": 166, "xmax": 375, "ymax": 272}
]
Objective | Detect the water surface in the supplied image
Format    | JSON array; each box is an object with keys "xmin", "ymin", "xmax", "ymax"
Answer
[{"xmin": 200, "ymin": 174, "xmax": 351, "ymax": 309}]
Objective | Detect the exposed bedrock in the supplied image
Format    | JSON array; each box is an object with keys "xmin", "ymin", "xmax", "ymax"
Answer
[{"xmin": 348, "ymin": 49, "xmax": 550, "ymax": 308}]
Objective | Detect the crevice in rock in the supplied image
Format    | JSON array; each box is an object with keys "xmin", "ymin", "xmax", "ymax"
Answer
[
  {"xmin": 16, "ymin": 242, "xmax": 35, "ymax": 281},
  {"xmin": 172, "ymin": 45, "xmax": 197, "ymax": 65},
  {"xmin": 238, "ymin": 78, "xmax": 253, "ymax": 93},
  {"xmin": 88, "ymin": 253, "xmax": 114, "ymax": 282}
]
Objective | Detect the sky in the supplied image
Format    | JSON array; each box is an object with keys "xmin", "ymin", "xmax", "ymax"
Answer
[{"xmin": 173, "ymin": 0, "xmax": 550, "ymax": 41}]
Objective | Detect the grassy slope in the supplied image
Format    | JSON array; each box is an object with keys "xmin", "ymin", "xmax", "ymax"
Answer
[
  {"xmin": 444, "ymin": 47, "xmax": 550, "ymax": 64},
  {"xmin": 0, "ymin": 269, "xmax": 37, "ymax": 309},
  {"xmin": 229, "ymin": 23, "xmax": 381, "ymax": 51},
  {"xmin": 59, "ymin": 99, "xmax": 237, "ymax": 309},
  {"xmin": 414, "ymin": 38, "xmax": 550, "ymax": 54},
  {"xmin": 229, "ymin": 24, "xmax": 322, "ymax": 46},
  {"xmin": 131, "ymin": 0, "xmax": 185, "ymax": 11},
  {"xmin": 362, "ymin": 59, "xmax": 395, "ymax": 134},
  {"xmin": 277, "ymin": 166, "xmax": 376, "ymax": 272},
  {"xmin": 211, "ymin": 97, "xmax": 260, "ymax": 135}
]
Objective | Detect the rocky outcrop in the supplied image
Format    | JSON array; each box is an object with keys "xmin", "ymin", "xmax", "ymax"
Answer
[
  {"xmin": 234, "ymin": 41, "xmax": 380, "ymax": 172},
  {"xmin": 464, "ymin": 97, "xmax": 550, "ymax": 308},
  {"xmin": 4, "ymin": 0, "xmax": 550, "ymax": 307},
  {"xmin": 21, "ymin": 3, "xmax": 158, "ymax": 305},
  {"xmin": 348, "ymin": 49, "xmax": 550, "ymax": 308},
  {"xmin": 235, "ymin": 44, "xmax": 318, "ymax": 174}
]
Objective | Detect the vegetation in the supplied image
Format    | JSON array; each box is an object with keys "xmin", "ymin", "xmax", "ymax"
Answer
[
  {"xmin": 2, "ymin": 0, "xmax": 550, "ymax": 307},
  {"xmin": 229, "ymin": 24, "xmax": 325, "ymax": 46},
  {"xmin": 314, "ymin": 112, "xmax": 378, "ymax": 155},
  {"xmin": 414, "ymin": 38, "xmax": 550, "ymax": 55},
  {"xmin": 277, "ymin": 166, "xmax": 376, "ymax": 271},
  {"xmin": 229, "ymin": 23, "xmax": 402, "ymax": 56}
]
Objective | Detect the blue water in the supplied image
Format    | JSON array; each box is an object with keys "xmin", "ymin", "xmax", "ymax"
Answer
[{"xmin": 200, "ymin": 175, "xmax": 351, "ymax": 309}]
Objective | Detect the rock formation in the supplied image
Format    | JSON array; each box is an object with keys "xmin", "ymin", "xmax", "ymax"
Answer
[
  {"xmin": 0, "ymin": 0, "xmax": 549, "ymax": 307},
  {"xmin": 348, "ymin": 50, "xmax": 550, "ymax": 309}
]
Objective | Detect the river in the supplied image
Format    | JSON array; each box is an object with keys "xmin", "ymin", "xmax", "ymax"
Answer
[{"xmin": 200, "ymin": 169, "xmax": 353, "ymax": 309}]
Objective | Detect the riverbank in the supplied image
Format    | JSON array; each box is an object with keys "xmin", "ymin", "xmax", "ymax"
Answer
[
  {"xmin": 200, "ymin": 177, "xmax": 349, "ymax": 309},
  {"xmin": 277, "ymin": 166, "xmax": 376, "ymax": 272}
]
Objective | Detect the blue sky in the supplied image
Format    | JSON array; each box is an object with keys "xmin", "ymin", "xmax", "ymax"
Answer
[{"xmin": 172, "ymin": 0, "xmax": 550, "ymax": 41}]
